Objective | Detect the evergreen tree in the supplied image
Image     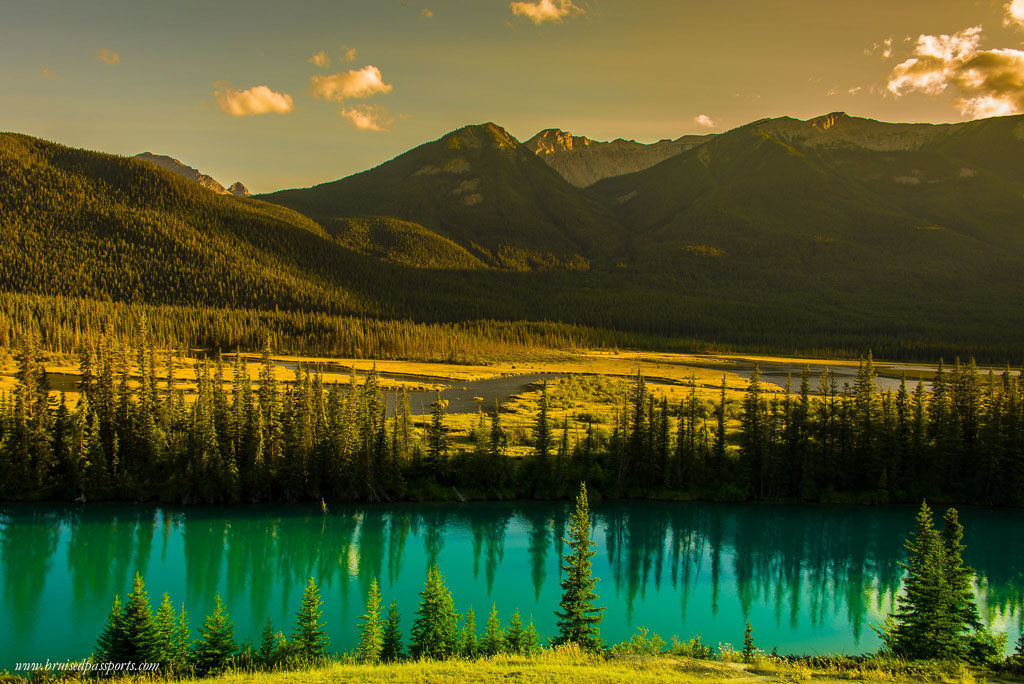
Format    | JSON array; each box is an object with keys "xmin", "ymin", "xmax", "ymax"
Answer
[
  {"xmin": 95, "ymin": 595, "xmax": 129, "ymax": 663},
  {"xmin": 425, "ymin": 393, "xmax": 449, "ymax": 480},
  {"xmin": 522, "ymin": 617, "xmax": 542, "ymax": 656},
  {"xmin": 552, "ymin": 482, "xmax": 604, "ymax": 651},
  {"xmin": 880, "ymin": 501, "xmax": 975, "ymax": 661},
  {"xmin": 292, "ymin": 577, "xmax": 329, "ymax": 662},
  {"xmin": 258, "ymin": 618, "xmax": 279, "ymax": 668},
  {"xmin": 480, "ymin": 604, "xmax": 505, "ymax": 656},
  {"xmin": 356, "ymin": 578, "xmax": 383, "ymax": 663},
  {"xmin": 120, "ymin": 573, "xmax": 160, "ymax": 663},
  {"xmin": 410, "ymin": 565, "xmax": 460, "ymax": 660},
  {"xmin": 380, "ymin": 601, "xmax": 404, "ymax": 663},
  {"xmin": 154, "ymin": 593, "xmax": 180, "ymax": 669},
  {"xmin": 459, "ymin": 606, "xmax": 479, "ymax": 658},
  {"xmin": 742, "ymin": 622, "xmax": 755, "ymax": 663},
  {"xmin": 504, "ymin": 609, "xmax": 528, "ymax": 654},
  {"xmin": 193, "ymin": 596, "xmax": 237, "ymax": 676}
]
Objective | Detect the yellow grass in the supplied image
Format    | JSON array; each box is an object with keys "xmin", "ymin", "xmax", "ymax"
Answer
[{"xmin": 162, "ymin": 652, "xmax": 985, "ymax": 684}]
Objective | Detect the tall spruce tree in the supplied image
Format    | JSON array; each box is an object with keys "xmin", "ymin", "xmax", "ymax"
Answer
[
  {"xmin": 95, "ymin": 595, "xmax": 128, "ymax": 663},
  {"xmin": 356, "ymin": 578, "xmax": 383, "ymax": 663},
  {"xmin": 380, "ymin": 601, "xmax": 404, "ymax": 662},
  {"xmin": 410, "ymin": 565, "xmax": 460, "ymax": 660},
  {"xmin": 481, "ymin": 604, "xmax": 505, "ymax": 656},
  {"xmin": 552, "ymin": 482, "xmax": 604, "ymax": 651},
  {"xmin": 292, "ymin": 577, "xmax": 329, "ymax": 662},
  {"xmin": 459, "ymin": 606, "xmax": 479, "ymax": 658},
  {"xmin": 193, "ymin": 596, "xmax": 236, "ymax": 676}
]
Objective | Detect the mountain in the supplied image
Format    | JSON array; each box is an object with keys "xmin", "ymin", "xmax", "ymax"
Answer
[
  {"xmin": 262, "ymin": 123, "xmax": 623, "ymax": 269},
  {"xmin": 5, "ymin": 112, "xmax": 1024, "ymax": 359},
  {"xmin": 1, "ymin": 133, "xmax": 379, "ymax": 314},
  {"xmin": 227, "ymin": 181, "xmax": 250, "ymax": 197},
  {"xmin": 525, "ymin": 129, "xmax": 712, "ymax": 187},
  {"xmin": 135, "ymin": 152, "xmax": 249, "ymax": 197}
]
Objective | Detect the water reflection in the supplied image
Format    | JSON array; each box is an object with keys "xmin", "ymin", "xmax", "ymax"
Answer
[{"xmin": 0, "ymin": 502, "xmax": 1020, "ymax": 666}]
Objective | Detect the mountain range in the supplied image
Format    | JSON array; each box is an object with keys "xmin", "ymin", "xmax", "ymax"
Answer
[
  {"xmin": 3, "ymin": 111, "xmax": 1024, "ymax": 357},
  {"xmin": 135, "ymin": 152, "xmax": 249, "ymax": 197}
]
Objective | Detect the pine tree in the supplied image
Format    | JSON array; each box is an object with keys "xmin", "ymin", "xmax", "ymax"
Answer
[
  {"xmin": 742, "ymin": 622, "xmax": 755, "ymax": 663},
  {"xmin": 410, "ymin": 565, "xmax": 460, "ymax": 660},
  {"xmin": 880, "ymin": 501, "xmax": 961, "ymax": 660},
  {"xmin": 258, "ymin": 618, "xmax": 279, "ymax": 668},
  {"xmin": 552, "ymin": 482, "xmax": 604, "ymax": 651},
  {"xmin": 425, "ymin": 393, "xmax": 449, "ymax": 479},
  {"xmin": 522, "ymin": 617, "xmax": 542, "ymax": 656},
  {"xmin": 459, "ymin": 606, "xmax": 479, "ymax": 658},
  {"xmin": 95, "ymin": 595, "xmax": 128, "ymax": 663},
  {"xmin": 504, "ymin": 609, "xmax": 527, "ymax": 654},
  {"xmin": 292, "ymin": 577, "xmax": 329, "ymax": 662},
  {"xmin": 174, "ymin": 606, "xmax": 193, "ymax": 670},
  {"xmin": 356, "ymin": 578, "xmax": 383, "ymax": 663},
  {"xmin": 380, "ymin": 601, "xmax": 404, "ymax": 662},
  {"xmin": 120, "ymin": 573, "xmax": 160, "ymax": 663},
  {"xmin": 154, "ymin": 593, "xmax": 179, "ymax": 669},
  {"xmin": 193, "ymin": 596, "xmax": 237, "ymax": 676},
  {"xmin": 481, "ymin": 604, "xmax": 505, "ymax": 656}
]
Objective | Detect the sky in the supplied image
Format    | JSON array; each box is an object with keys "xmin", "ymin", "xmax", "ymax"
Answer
[{"xmin": 3, "ymin": 0, "xmax": 1024, "ymax": 193}]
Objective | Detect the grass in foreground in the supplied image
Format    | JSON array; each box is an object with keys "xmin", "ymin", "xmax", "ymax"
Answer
[{"xmin": 159, "ymin": 651, "xmax": 1013, "ymax": 684}]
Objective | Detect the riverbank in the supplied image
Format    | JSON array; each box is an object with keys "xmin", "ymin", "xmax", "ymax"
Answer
[{"xmin": 165, "ymin": 652, "xmax": 1012, "ymax": 684}]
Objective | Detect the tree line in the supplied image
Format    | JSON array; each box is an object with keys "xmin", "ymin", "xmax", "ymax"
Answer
[
  {"xmin": 1, "ymin": 330, "xmax": 1023, "ymax": 505},
  {"xmin": 88, "ymin": 485, "xmax": 604, "ymax": 676},
  {"xmin": 76, "ymin": 490, "xmax": 1024, "ymax": 678}
]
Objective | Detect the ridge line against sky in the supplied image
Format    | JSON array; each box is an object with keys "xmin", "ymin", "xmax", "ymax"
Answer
[{"xmin": 3, "ymin": 0, "xmax": 1024, "ymax": 192}]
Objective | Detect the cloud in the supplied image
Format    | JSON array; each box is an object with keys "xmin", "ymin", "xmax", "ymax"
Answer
[
  {"xmin": 693, "ymin": 114, "xmax": 716, "ymax": 128},
  {"xmin": 509, "ymin": 0, "xmax": 583, "ymax": 24},
  {"xmin": 341, "ymin": 46, "xmax": 357, "ymax": 63},
  {"xmin": 96, "ymin": 48, "xmax": 120, "ymax": 65},
  {"xmin": 865, "ymin": 37, "xmax": 894, "ymax": 59},
  {"xmin": 309, "ymin": 50, "xmax": 330, "ymax": 67},
  {"xmin": 887, "ymin": 25, "xmax": 1024, "ymax": 119},
  {"xmin": 848, "ymin": 86, "xmax": 863, "ymax": 95},
  {"xmin": 40, "ymin": 66, "xmax": 56, "ymax": 78},
  {"xmin": 1006, "ymin": 0, "xmax": 1024, "ymax": 29},
  {"xmin": 421, "ymin": 8, "xmax": 434, "ymax": 18},
  {"xmin": 215, "ymin": 83, "xmax": 294, "ymax": 116},
  {"xmin": 311, "ymin": 65, "xmax": 393, "ymax": 102},
  {"xmin": 339, "ymin": 105, "xmax": 393, "ymax": 131}
]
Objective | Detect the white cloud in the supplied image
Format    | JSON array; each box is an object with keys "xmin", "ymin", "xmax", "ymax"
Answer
[
  {"xmin": 340, "ymin": 105, "xmax": 392, "ymax": 131},
  {"xmin": 848, "ymin": 86, "xmax": 863, "ymax": 95},
  {"xmin": 421, "ymin": 8, "xmax": 434, "ymax": 18},
  {"xmin": 693, "ymin": 114, "xmax": 716, "ymax": 128},
  {"xmin": 509, "ymin": 0, "xmax": 583, "ymax": 24},
  {"xmin": 341, "ymin": 46, "xmax": 357, "ymax": 63},
  {"xmin": 309, "ymin": 50, "xmax": 330, "ymax": 67},
  {"xmin": 311, "ymin": 65, "xmax": 393, "ymax": 102},
  {"xmin": 1006, "ymin": 0, "xmax": 1024, "ymax": 29},
  {"xmin": 96, "ymin": 48, "xmax": 119, "ymax": 65},
  {"xmin": 887, "ymin": 25, "xmax": 1024, "ymax": 119},
  {"xmin": 215, "ymin": 83, "xmax": 294, "ymax": 116}
]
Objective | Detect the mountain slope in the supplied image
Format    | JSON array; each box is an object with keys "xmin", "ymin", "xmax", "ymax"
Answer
[
  {"xmin": 0, "ymin": 133, "xmax": 378, "ymax": 314},
  {"xmin": 589, "ymin": 112, "xmax": 1024, "ymax": 278},
  {"xmin": 262, "ymin": 123, "xmax": 623, "ymax": 269},
  {"xmin": 525, "ymin": 129, "xmax": 712, "ymax": 187}
]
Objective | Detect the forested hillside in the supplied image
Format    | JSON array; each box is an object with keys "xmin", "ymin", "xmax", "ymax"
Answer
[{"xmin": 4, "ymin": 112, "xmax": 1024, "ymax": 361}]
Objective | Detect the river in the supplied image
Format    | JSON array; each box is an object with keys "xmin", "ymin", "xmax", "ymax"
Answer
[{"xmin": 1, "ymin": 502, "xmax": 1021, "ymax": 668}]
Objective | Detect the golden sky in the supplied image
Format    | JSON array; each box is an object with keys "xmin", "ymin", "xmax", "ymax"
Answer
[{"xmin": 3, "ymin": 0, "xmax": 1022, "ymax": 192}]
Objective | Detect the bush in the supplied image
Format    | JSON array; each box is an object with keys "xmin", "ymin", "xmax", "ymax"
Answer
[
  {"xmin": 669, "ymin": 635, "xmax": 714, "ymax": 660},
  {"xmin": 610, "ymin": 627, "xmax": 666, "ymax": 656}
]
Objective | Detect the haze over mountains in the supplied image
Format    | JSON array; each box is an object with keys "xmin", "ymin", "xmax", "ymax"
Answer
[{"xmin": 3, "ymin": 111, "xmax": 1024, "ymax": 357}]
